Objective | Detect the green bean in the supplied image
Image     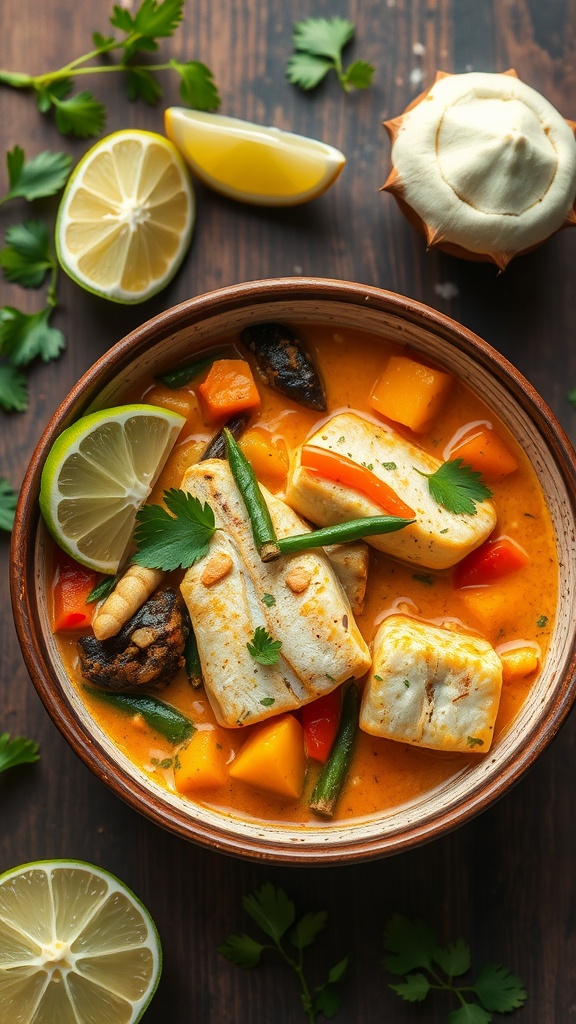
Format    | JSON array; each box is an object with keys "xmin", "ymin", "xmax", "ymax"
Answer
[
  {"xmin": 225, "ymin": 428, "xmax": 281, "ymax": 561},
  {"xmin": 84, "ymin": 686, "xmax": 194, "ymax": 744},
  {"xmin": 184, "ymin": 627, "xmax": 203, "ymax": 688},
  {"xmin": 274, "ymin": 515, "xmax": 415, "ymax": 558},
  {"xmin": 309, "ymin": 682, "xmax": 359, "ymax": 819},
  {"xmin": 157, "ymin": 355, "xmax": 218, "ymax": 390}
]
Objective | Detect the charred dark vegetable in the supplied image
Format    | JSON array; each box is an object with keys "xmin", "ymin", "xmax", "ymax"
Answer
[
  {"xmin": 78, "ymin": 589, "xmax": 187, "ymax": 691},
  {"xmin": 200, "ymin": 413, "xmax": 249, "ymax": 461},
  {"xmin": 241, "ymin": 322, "xmax": 327, "ymax": 411}
]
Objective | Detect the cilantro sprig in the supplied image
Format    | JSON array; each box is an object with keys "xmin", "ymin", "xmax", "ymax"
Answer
[
  {"xmin": 133, "ymin": 488, "xmax": 216, "ymax": 571},
  {"xmin": 383, "ymin": 914, "xmax": 527, "ymax": 1022},
  {"xmin": 0, "ymin": 732, "xmax": 40, "ymax": 773},
  {"xmin": 0, "ymin": 146, "xmax": 72, "ymax": 205},
  {"xmin": 0, "ymin": 478, "xmax": 18, "ymax": 531},
  {"xmin": 418, "ymin": 459, "xmax": 493, "ymax": 515},
  {"xmin": 219, "ymin": 883, "xmax": 348, "ymax": 1023},
  {"xmin": 247, "ymin": 626, "xmax": 282, "ymax": 666},
  {"xmin": 0, "ymin": 0, "xmax": 220, "ymax": 137},
  {"xmin": 286, "ymin": 18, "xmax": 375, "ymax": 93}
]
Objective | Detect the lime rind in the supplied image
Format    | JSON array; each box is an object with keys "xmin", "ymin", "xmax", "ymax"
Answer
[
  {"xmin": 0, "ymin": 859, "xmax": 162, "ymax": 1024},
  {"xmin": 39, "ymin": 404, "xmax": 185, "ymax": 574},
  {"xmin": 55, "ymin": 129, "xmax": 195, "ymax": 305}
]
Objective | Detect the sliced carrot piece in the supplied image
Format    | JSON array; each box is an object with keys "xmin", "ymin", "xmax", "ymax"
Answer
[
  {"xmin": 369, "ymin": 353, "xmax": 453, "ymax": 432},
  {"xmin": 448, "ymin": 425, "xmax": 518, "ymax": 479},
  {"xmin": 301, "ymin": 445, "xmax": 415, "ymax": 519},
  {"xmin": 198, "ymin": 358, "xmax": 261, "ymax": 423}
]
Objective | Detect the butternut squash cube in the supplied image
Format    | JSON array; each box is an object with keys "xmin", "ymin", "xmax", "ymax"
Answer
[
  {"xmin": 198, "ymin": 358, "xmax": 261, "ymax": 423},
  {"xmin": 448, "ymin": 425, "xmax": 518, "ymax": 479},
  {"xmin": 239, "ymin": 428, "xmax": 289, "ymax": 483},
  {"xmin": 369, "ymin": 354, "xmax": 453, "ymax": 432},
  {"xmin": 174, "ymin": 727, "xmax": 229, "ymax": 793},
  {"xmin": 498, "ymin": 645, "xmax": 540, "ymax": 682},
  {"xmin": 143, "ymin": 383, "xmax": 199, "ymax": 421},
  {"xmin": 229, "ymin": 714, "xmax": 307, "ymax": 800}
]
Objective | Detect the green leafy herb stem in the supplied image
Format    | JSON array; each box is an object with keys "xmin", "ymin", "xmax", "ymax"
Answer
[
  {"xmin": 219, "ymin": 883, "xmax": 348, "ymax": 1023},
  {"xmin": 286, "ymin": 17, "xmax": 374, "ymax": 93},
  {"xmin": 383, "ymin": 913, "xmax": 527, "ymax": 1023},
  {"xmin": 0, "ymin": 0, "xmax": 220, "ymax": 138},
  {"xmin": 0, "ymin": 478, "xmax": 18, "ymax": 531},
  {"xmin": 0, "ymin": 732, "xmax": 40, "ymax": 773}
]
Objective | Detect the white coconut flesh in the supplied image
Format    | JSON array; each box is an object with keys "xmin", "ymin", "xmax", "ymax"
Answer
[{"xmin": 389, "ymin": 72, "xmax": 576, "ymax": 258}]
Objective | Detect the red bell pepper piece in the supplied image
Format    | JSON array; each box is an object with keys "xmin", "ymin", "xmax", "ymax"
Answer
[
  {"xmin": 301, "ymin": 689, "xmax": 343, "ymax": 764},
  {"xmin": 51, "ymin": 552, "xmax": 98, "ymax": 632},
  {"xmin": 454, "ymin": 536, "xmax": 530, "ymax": 589}
]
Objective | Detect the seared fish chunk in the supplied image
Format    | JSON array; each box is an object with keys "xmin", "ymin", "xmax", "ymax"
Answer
[
  {"xmin": 78, "ymin": 589, "xmax": 187, "ymax": 691},
  {"xmin": 286, "ymin": 412, "xmax": 496, "ymax": 570},
  {"xmin": 179, "ymin": 459, "xmax": 371, "ymax": 728},
  {"xmin": 360, "ymin": 615, "xmax": 502, "ymax": 752}
]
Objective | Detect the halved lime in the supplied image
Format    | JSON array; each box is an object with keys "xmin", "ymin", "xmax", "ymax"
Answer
[
  {"xmin": 0, "ymin": 859, "xmax": 162, "ymax": 1024},
  {"xmin": 56, "ymin": 130, "xmax": 194, "ymax": 304},
  {"xmin": 39, "ymin": 404, "xmax": 185, "ymax": 574}
]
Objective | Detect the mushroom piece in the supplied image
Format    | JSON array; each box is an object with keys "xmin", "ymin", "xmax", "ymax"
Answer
[{"xmin": 78, "ymin": 589, "xmax": 188, "ymax": 691}]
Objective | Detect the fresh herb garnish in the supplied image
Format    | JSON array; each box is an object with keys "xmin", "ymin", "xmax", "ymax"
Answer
[
  {"xmin": 412, "ymin": 573, "xmax": 434, "ymax": 587},
  {"xmin": 286, "ymin": 17, "xmax": 374, "ymax": 93},
  {"xmin": 151, "ymin": 756, "xmax": 174, "ymax": 769},
  {"xmin": 260, "ymin": 697, "xmax": 276, "ymax": 707},
  {"xmin": 261, "ymin": 593, "xmax": 276, "ymax": 607},
  {"xmin": 86, "ymin": 575, "xmax": 118, "ymax": 603},
  {"xmin": 537, "ymin": 615, "xmax": 548, "ymax": 628},
  {"xmin": 383, "ymin": 913, "xmax": 527, "ymax": 1022},
  {"xmin": 219, "ymin": 883, "xmax": 348, "ymax": 1023},
  {"xmin": 0, "ymin": 478, "xmax": 17, "ymax": 531},
  {"xmin": 568, "ymin": 387, "xmax": 576, "ymax": 408},
  {"xmin": 247, "ymin": 627, "xmax": 282, "ymax": 666},
  {"xmin": 0, "ymin": 0, "xmax": 220, "ymax": 138},
  {"xmin": 133, "ymin": 488, "xmax": 216, "ymax": 571},
  {"xmin": 467, "ymin": 736, "xmax": 484, "ymax": 748},
  {"xmin": 382, "ymin": 462, "xmax": 397, "ymax": 471},
  {"xmin": 1, "ymin": 146, "xmax": 72, "ymax": 204},
  {"xmin": 373, "ymin": 674, "xmax": 384, "ymax": 682},
  {"xmin": 0, "ymin": 732, "xmax": 40, "ymax": 773},
  {"xmin": 418, "ymin": 459, "xmax": 492, "ymax": 515}
]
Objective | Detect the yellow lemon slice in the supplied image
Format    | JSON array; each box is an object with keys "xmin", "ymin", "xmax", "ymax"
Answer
[
  {"xmin": 164, "ymin": 108, "xmax": 346, "ymax": 205},
  {"xmin": 0, "ymin": 859, "xmax": 161, "ymax": 1024},
  {"xmin": 56, "ymin": 130, "xmax": 194, "ymax": 304},
  {"xmin": 39, "ymin": 404, "xmax": 185, "ymax": 574}
]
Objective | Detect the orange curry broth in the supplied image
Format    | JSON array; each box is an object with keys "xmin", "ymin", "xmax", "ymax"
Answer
[{"xmin": 51, "ymin": 325, "xmax": 558, "ymax": 825}]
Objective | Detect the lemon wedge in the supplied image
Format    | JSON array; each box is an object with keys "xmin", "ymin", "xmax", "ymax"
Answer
[
  {"xmin": 56, "ymin": 130, "xmax": 194, "ymax": 303},
  {"xmin": 164, "ymin": 108, "xmax": 346, "ymax": 205},
  {"xmin": 39, "ymin": 404, "xmax": 185, "ymax": 574},
  {"xmin": 0, "ymin": 859, "xmax": 161, "ymax": 1024}
]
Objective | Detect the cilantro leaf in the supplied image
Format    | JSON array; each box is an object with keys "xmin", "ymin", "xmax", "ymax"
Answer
[
  {"xmin": 0, "ymin": 307, "xmax": 65, "ymax": 366},
  {"xmin": 0, "ymin": 221, "xmax": 53, "ymax": 288},
  {"xmin": 287, "ymin": 17, "xmax": 374, "ymax": 93},
  {"xmin": 132, "ymin": 0, "xmax": 184, "ymax": 40},
  {"xmin": 382, "ymin": 914, "xmax": 437, "ymax": 974},
  {"xmin": 125, "ymin": 68, "xmax": 163, "ymax": 105},
  {"xmin": 261, "ymin": 593, "xmax": 276, "ymax": 607},
  {"xmin": 292, "ymin": 17, "xmax": 355, "ymax": 61},
  {"xmin": 311, "ymin": 982, "xmax": 341, "ymax": 1018},
  {"xmin": 4, "ymin": 147, "xmax": 72, "ymax": 202},
  {"xmin": 133, "ymin": 488, "xmax": 216, "ymax": 571},
  {"xmin": 473, "ymin": 964, "xmax": 527, "ymax": 1012},
  {"xmin": 247, "ymin": 626, "xmax": 282, "ymax": 666},
  {"xmin": 218, "ymin": 933, "xmax": 266, "ymax": 968},
  {"xmin": 53, "ymin": 91, "xmax": 107, "ymax": 137},
  {"xmin": 0, "ymin": 732, "xmax": 39, "ymax": 772},
  {"xmin": 390, "ymin": 972, "xmax": 430, "ymax": 1002},
  {"xmin": 291, "ymin": 911, "xmax": 327, "ymax": 951},
  {"xmin": 0, "ymin": 363, "xmax": 28, "ymax": 412},
  {"xmin": 342, "ymin": 59, "xmax": 375, "ymax": 91},
  {"xmin": 419, "ymin": 459, "xmax": 493, "ymax": 515},
  {"xmin": 86, "ymin": 575, "xmax": 118, "ymax": 603},
  {"xmin": 171, "ymin": 60, "xmax": 221, "ymax": 110},
  {"xmin": 433, "ymin": 938, "xmax": 472, "ymax": 977},
  {"xmin": 243, "ymin": 884, "xmax": 295, "ymax": 943},
  {"xmin": 0, "ymin": 478, "xmax": 18, "ymax": 531},
  {"xmin": 286, "ymin": 53, "xmax": 333, "ymax": 91},
  {"xmin": 448, "ymin": 1006, "xmax": 491, "ymax": 1024}
]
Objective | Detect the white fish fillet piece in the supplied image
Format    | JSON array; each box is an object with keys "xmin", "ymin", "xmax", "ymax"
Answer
[
  {"xmin": 323, "ymin": 541, "xmax": 369, "ymax": 615},
  {"xmin": 285, "ymin": 412, "xmax": 497, "ymax": 570},
  {"xmin": 360, "ymin": 614, "xmax": 502, "ymax": 752},
  {"xmin": 180, "ymin": 459, "xmax": 371, "ymax": 727}
]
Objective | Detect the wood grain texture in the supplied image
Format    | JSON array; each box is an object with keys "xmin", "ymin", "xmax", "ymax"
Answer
[{"xmin": 2, "ymin": 1, "xmax": 576, "ymax": 1021}]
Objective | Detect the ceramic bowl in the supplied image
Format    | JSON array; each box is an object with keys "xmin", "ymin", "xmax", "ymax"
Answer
[{"xmin": 11, "ymin": 278, "xmax": 576, "ymax": 863}]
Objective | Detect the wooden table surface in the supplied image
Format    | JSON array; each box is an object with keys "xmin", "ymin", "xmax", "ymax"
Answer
[{"xmin": 2, "ymin": 1, "xmax": 576, "ymax": 1020}]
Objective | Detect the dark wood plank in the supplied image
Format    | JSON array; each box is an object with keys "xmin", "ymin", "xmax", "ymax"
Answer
[{"xmin": 2, "ymin": 1, "xmax": 576, "ymax": 1021}]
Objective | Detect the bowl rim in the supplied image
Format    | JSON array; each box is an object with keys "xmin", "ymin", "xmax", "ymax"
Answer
[{"xmin": 11, "ymin": 275, "xmax": 576, "ymax": 864}]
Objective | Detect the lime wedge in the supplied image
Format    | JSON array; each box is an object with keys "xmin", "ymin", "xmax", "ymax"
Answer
[
  {"xmin": 56, "ymin": 130, "xmax": 194, "ymax": 304},
  {"xmin": 40, "ymin": 404, "xmax": 185, "ymax": 573},
  {"xmin": 0, "ymin": 859, "xmax": 161, "ymax": 1024}
]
